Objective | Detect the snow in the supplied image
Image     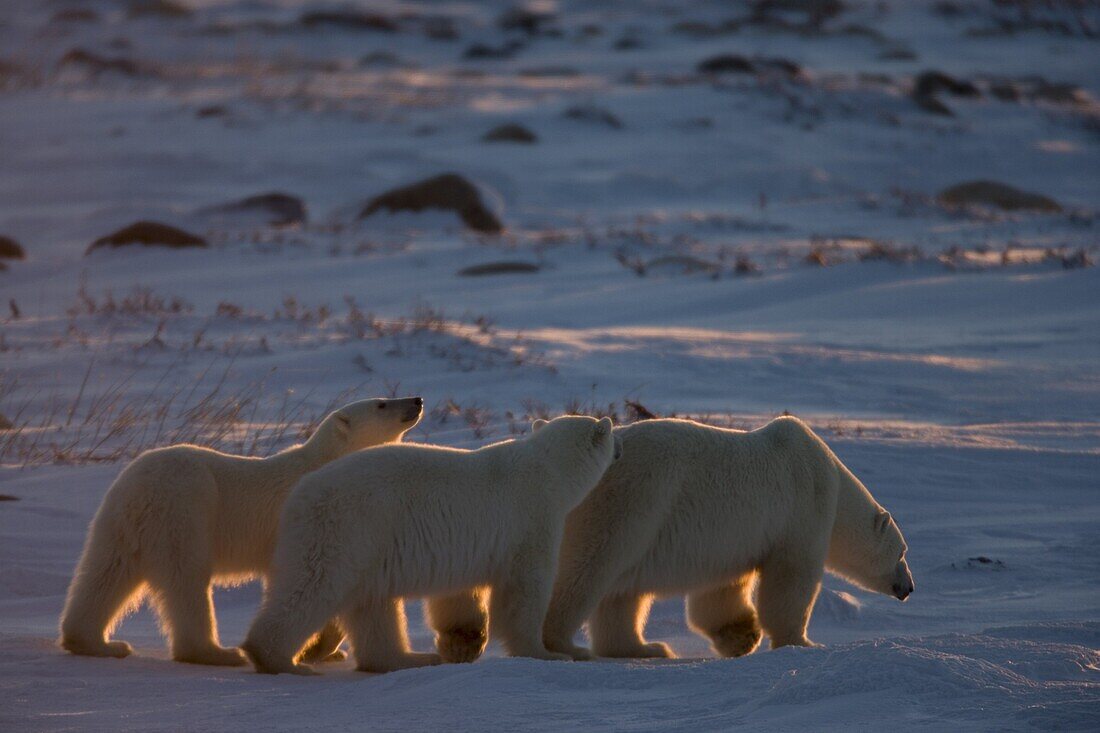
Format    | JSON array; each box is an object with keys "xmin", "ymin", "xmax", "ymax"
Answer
[{"xmin": 1, "ymin": 0, "xmax": 1098, "ymax": 730}]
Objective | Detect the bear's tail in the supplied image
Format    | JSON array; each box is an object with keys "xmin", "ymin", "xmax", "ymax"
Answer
[{"xmin": 58, "ymin": 509, "xmax": 143, "ymax": 658}]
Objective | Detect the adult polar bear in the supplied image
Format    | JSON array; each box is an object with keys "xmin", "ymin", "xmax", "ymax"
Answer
[
  {"xmin": 243, "ymin": 415, "xmax": 623, "ymax": 675},
  {"xmin": 59, "ymin": 396, "xmax": 428, "ymax": 666},
  {"xmin": 542, "ymin": 416, "xmax": 915, "ymax": 660}
]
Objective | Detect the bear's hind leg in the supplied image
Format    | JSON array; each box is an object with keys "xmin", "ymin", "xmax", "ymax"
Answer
[
  {"xmin": 426, "ymin": 588, "xmax": 489, "ymax": 664},
  {"xmin": 686, "ymin": 574, "xmax": 762, "ymax": 658},
  {"xmin": 589, "ymin": 593, "xmax": 673, "ymax": 659},
  {"xmin": 345, "ymin": 596, "xmax": 441, "ymax": 673},
  {"xmin": 298, "ymin": 621, "xmax": 347, "ymax": 663},
  {"xmin": 544, "ymin": 482, "xmax": 671, "ymax": 661},
  {"xmin": 149, "ymin": 572, "xmax": 245, "ymax": 667},
  {"xmin": 756, "ymin": 553, "xmax": 824, "ymax": 649},
  {"xmin": 494, "ymin": 549, "xmax": 570, "ymax": 662},
  {"xmin": 543, "ymin": 541, "xmax": 641, "ymax": 660},
  {"xmin": 59, "ymin": 539, "xmax": 143, "ymax": 659}
]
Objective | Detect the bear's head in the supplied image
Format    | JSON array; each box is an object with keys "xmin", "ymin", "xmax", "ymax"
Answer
[
  {"xmin": 527, "ymin": 415, "xmax": 622, "ymax": 507},
  {"xmin": 312, "ymin": 396, "xmax": 423, "ymax": 458},
  {"xmin": 863, "ymin": 510, "xmax": 915, "ymax": 601}
]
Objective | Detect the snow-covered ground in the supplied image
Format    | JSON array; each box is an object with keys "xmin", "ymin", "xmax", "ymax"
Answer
[{"xmin": 1, "ymin": 1, "xmax": 1098, "ymax": 730}]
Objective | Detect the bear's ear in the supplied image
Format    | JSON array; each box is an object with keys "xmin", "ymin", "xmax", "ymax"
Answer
[
  {"xmin": 333, "ymin": 412, "xmax": 352, "ymax": 439},
  {"xmin": 532, "ymin": 419, "xmax": 548, "ymax": 433},
  {"xmin": 874, "ymin": 510, "xmax": 892, "ymax": 534},
  {"xmin": 593, "ymin": 417, "xmax": 611, "ymax": 446}
]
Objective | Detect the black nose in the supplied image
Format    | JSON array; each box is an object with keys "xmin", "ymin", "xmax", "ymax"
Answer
[{"xmin": 413, "ymin": 397, "xmax": 423, "ymax": 407}]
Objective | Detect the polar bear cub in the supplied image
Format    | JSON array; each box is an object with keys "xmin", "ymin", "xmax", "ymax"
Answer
[
  {"xmin": 59, "ymin": 397, "xmax": 423, "ymax": 666},
  {"xmin": 542, "ymin": 416, "xmax": 914, "ymax": 660},
  {"xmin": 242, "ymin": 415, "xmax": 622, "ymax": 675}
]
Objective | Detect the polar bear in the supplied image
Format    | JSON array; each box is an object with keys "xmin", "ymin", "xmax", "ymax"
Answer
[
  {"xmin": 242, "ymin": 415, "xmax": 623, "ymax": 675},
  {"xmin": 59, "ymin": 396, "xmax": 423, "ymax": 666},
  {"xmin": 541, "ymin": 416, "xmax": 915, "ymax": 660}
]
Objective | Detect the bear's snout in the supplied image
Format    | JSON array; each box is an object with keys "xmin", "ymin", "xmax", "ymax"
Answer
[
  {"xmin": 401, "ymin": 397, "xmax": 424, "ymax": 423},
  {"xmin": 892, "ymin": 579, "xmax": 914, "ymax": 601}
]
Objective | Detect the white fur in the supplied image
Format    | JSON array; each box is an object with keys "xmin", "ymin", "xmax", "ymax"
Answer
[
  {"xmin": 242, "ymin": 415, "xmax": 621, "ymax": 675},
  {"xmin": 58, "ymin": 397, "xmax": 423, "ymax": 666},
  {"xmin": 541, "ymin": 416, "xmax": 915, "ymax": 660}
]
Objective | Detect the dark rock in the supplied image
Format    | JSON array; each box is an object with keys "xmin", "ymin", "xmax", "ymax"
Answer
[
  {"xmin": 614, "ymin": 36, "xmax": 643, "ymax": 50},
  {"xmin": 499, "ymin": 7, "xmax": 555, "ymax": 35},
  {"xmin": 698, "ymin": 54, "xmax": 755, "ymax": 74},
  {"xmin": 458, "ymin": 261, "xmax": 540, "ymax": 276},
  {"xmin": 698, "ymin": 54, "xmax": 801, "ymax": 76},
  {"xmin": 1030, "ymin": 80, "xmax": 1086, "ymax": 106},
  {"xmin": 359, "ymin": 51, "xmax": 404, "ymax": 68},
  {"xmin": 912, "ymin": 70, "xmax": 980, "ymax": 115},
  {"xmin": 913, "ymin": 93, "xmax": 953, "ymax": 115},
  {"xmin": 750, "ymin": 0, "xmax": 846, "ymax": 30},
  {"xmin": 938, "ymin": 180, "xmax": 1062, "ymax": 213},
  {"xmin": 51, "ymin": 8, "xmax": 100, "ymax": 23},
  {"xmin": 766, "ymin": 57, "xmax": 802, "ymax": 76},
  {"xmin": 932, "ymin": 1, "xmax": 965, "ymax": 17},
  {"xmin": 646, "ymin": 255, "xmax": 722, "ymax": 275},
  {"xmin": 298, "ymin": 11, "xmax": 397, "ymax": 32},
  {"xmin": 0, "ymin": 58, "xmax": 26, "ymax": 84},
  {"xmin": 196, "ymin": 104, "xmax": 228, "ymax": 118},
  {"xmin": 358, "ymin": 174, "xmax": 503, "ymax": 234},
  {"xmin": 0, "ymin": 494, "xmax": 19, "ymax": 500},
  {"xmin": 915, "ymin": 70, "xmax": 980, "ymax": 98},
  {"xmin": 423, "ymin": 17, "xmax": 458, "ymax": 41},
  {"xmin": 463, "ymin": 41, "xmax": 524, "ymax": 59},
  {"xmin": 483, "ymin": 123, "xmax": 537, "ymax": 144},
  {"xmin": 962, "ymin": 556, "xmax": 1005, "ymax": 570},
  {"xmin": 58, "ymin": 49, "xmax": 143, "ymax": 77},
  {"xmin": 672, "ymin": 19, "xmax": 744, "ymax": 37},
  {"xmin": 1061, "ymin": 249, "xmax": 1093, "ymax": 269},
  {"xmin": 879, "ymin": 47, "xmax": 918, "ymax": 61},
  {"xmin": 734, "ymin": 256, "xmax": 761, "ymax": 275},
  {"xmin": 127, "ymin": 0, "xmax": 192, "ymax": 19},
  {"xmin": 518, "ymin": 66, "xmax": 579, "ymax": 78},
  {"xmin": 0, "ymin": 235, "xmax": 25, "ymax": 260},
  {"xmin": 87, "ymin": 221, "xmax": 207, "ymax": 254},
  {"xmin": 563, "ymin": 104, "xmax": 622, "ymax": 129},
  {"xmin": 989, "ymin": 82, "xmax": 1020, "ymax": 102},
  {"xmin": 204, "ymin": 192, "xmax": 307, "ymax": 226}
]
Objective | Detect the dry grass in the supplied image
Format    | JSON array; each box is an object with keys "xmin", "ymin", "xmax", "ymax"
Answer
[
  {"xmin": 0, "ymin": 357, "xmax": 372, "ymax": 467},
  {"xmin": 0, "ymin": 283, "xmax": 559, "ymax": 465}
]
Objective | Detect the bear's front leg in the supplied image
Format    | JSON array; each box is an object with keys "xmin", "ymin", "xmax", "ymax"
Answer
[
  {"xmin": 148, "ymin": 566, "xmax": 246, "ymax": 667},
  {"xmin": 492, "ymin": 537, "xmax": 571, "ymax": 662},
  {"xmin": 756, "ymin": 552, "xmax": 825, "ymax": 649},
  {"xmin": 426, "ymin": 588, "xmax": 490, "ymax": 664},
  {"xmin": 345, "ymin": 596, "xmax": 442, "ymax": 674}
]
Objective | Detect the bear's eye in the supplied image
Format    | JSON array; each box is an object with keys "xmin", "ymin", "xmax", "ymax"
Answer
[{"xmin": 378, "ymin": 401, "xmax": 387, "ymax": 409}]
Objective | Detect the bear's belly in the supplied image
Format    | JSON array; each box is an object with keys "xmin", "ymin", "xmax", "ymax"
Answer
[
  {"xmin": 385, "ymin": 568, "xmax": 493, "ymax": 598},
  {"xmin": 612, "ymin": 518, "xmax": 767, "ymax": 595},
  {"xmin": 618, "ymin": 557, "xmax": 756, "ymax": 596}
]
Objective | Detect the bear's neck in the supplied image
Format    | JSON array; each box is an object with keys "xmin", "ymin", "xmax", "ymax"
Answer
[
  {"xmin": 825, "ymin": 460, "xmax": 884, "ymax": 585},
  {"xmin": 263, "ymin": 435, "xmax": 341, "ymax": 478},
  {"xmin": 477, "ymin": 433, "xmax": 580, "ymax": 501}
]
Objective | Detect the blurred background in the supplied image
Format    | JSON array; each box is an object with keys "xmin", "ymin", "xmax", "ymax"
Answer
[
  {"xmin": 1, "ymin": 3, "xmax": 1099, "ymax": 730},
  {"xmin": 0, "ymin": 0, "xmax": 1097, "ymax": 460}
]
